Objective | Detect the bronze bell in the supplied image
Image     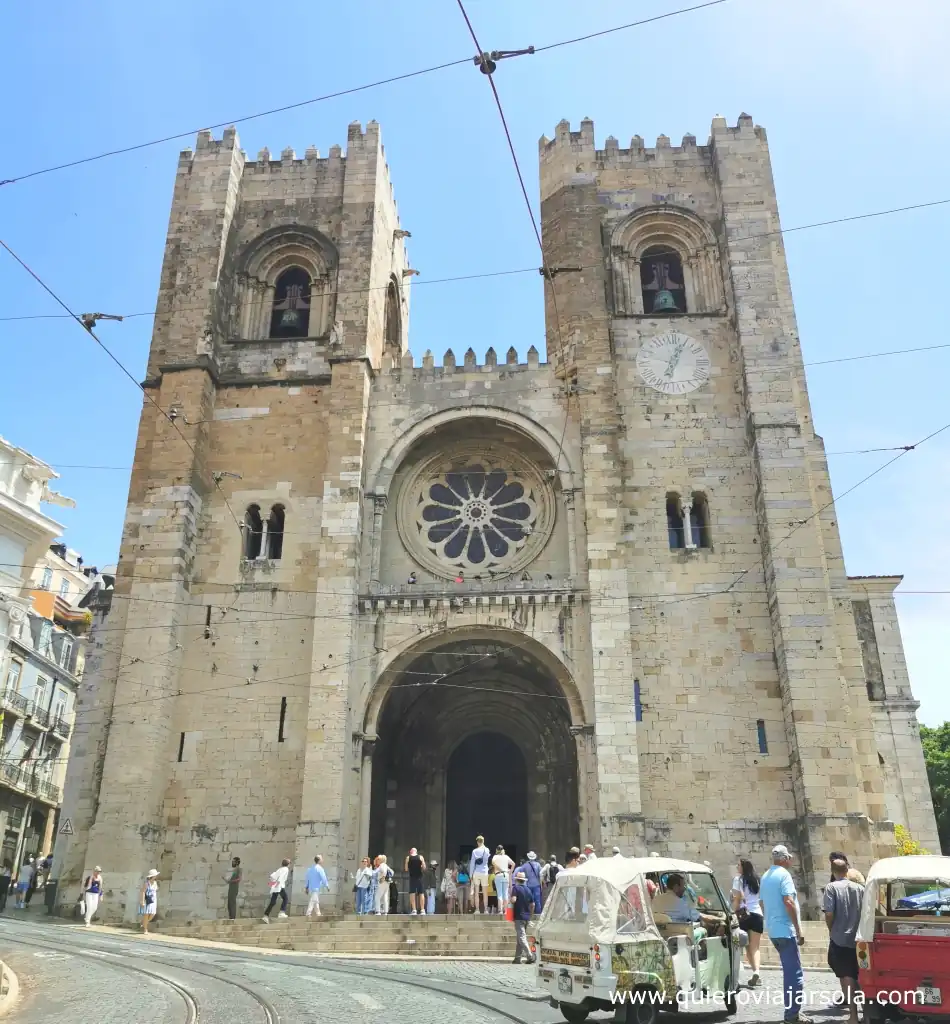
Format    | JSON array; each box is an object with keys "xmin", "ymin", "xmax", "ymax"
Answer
[
  {"xmin": 651, "ymin": 289, "xmax": 679, "ymax": 313},
  {"xmin": 280, "ymin": 309, "xmax": 300, "ymax": 328}
]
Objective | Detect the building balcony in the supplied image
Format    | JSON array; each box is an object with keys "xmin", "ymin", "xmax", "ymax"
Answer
[
  {"xmin": 0, "ymin": 762, "xmax": 60, "ymax": 805},
  {"xmin": 53, "ymin": 595, "xmax": 92, "ymax": 635},
  {"xmin": 0, "ymin": 688, "xmax": 30, "ymax": 718},
  {"xmin": 51, "ymin": 717, "xmax": 71, "ymax": 741},
  {"xmin": 27, "ymin": 703, "xmax": 50, "ymax": 729}
]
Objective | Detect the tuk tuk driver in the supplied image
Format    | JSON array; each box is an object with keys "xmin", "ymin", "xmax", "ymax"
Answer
[{"xmin": 664, "ymin": 873, "xmax": 724, "ymax": 932}]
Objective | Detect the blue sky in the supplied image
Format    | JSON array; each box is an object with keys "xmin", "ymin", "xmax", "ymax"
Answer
[{"xmin": 1, "ymin": 0, "xmax": 947, "ymax": 723}]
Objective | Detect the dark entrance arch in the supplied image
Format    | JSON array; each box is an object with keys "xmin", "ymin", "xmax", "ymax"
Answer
[
  {"xmin": 367, "ymin": 635, "xmax": 581, "ymax": 867},
  {"xmin": 445, "ymin": 732, "xmax": 527, "ymax": 866}
]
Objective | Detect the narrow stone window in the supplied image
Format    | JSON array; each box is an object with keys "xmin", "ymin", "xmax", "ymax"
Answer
[
  {"xmin": 204, "ymin": 605, "xmax": 212, "ymax": 640},
  {"xmin": 177, "ymin": 732, "xmax": 186, "ymax": 762},
  {"xmin": 243, "ymin": 505, "xmax": 263, "ymax": 559},
  {"xmin": 266, "ymin": 505, "xmax": 285, "ymax": 560},
  {"xmin": 383, "ymin": 279, "xmax": 401, "ymax": 361},
  {"xmin": 278, "ymin": 697, "xmax": 287, "ymax": 743},
  {"xmin": 634, "ymin": 679, "xmax": 643, "ymax": 722},
  {"xmin": 270, "ymin": 267, "xmax": 311, "ymax": 338},
  {"xmin": 688, "ymin": 492, "xmax": 712, "ymax": 549},
  {"xmin": 666, "ymin": 493, "xmax": 685, "ymax": 549},
  {"xmin": 756, "ymin": 720, "xmax": 768, "ymax": 754},
  {"xmin": 640, "ymin": 245, "xmax": 686, "ymax": 314}
]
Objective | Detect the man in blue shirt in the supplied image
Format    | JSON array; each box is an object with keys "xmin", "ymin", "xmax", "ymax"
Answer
[
  {"xmin": 509, "ymin": 870, "xmax": 536, "ymax": 964},
  {"xmin": 518, "ymin": 852, "xmax": 544, "ymax": 913},
  {"xmin": 305, "ymin": 855, "xmax": 330, "ymax": 918},
  {"xmin": 760, "ymin": 845, "xmax": 808, "ymax": 1023}
]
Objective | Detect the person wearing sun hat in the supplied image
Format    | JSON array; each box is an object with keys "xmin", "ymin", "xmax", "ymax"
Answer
[
  {"xmin": 509, "ymin": 870, "xmax": 536, "ymax": 964},
  {"xmin": 139, "ymin": 869, "xmax": 160, "ymax": 934}
]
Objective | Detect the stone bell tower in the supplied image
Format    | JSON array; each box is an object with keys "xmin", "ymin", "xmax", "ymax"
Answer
[
  {"xmin": 56, "ymin": 121, "xmax": 411, "ymax": 918},
  {"xmin": 538, "ymin": 114, "xmax": 919, "ymax": 904}
]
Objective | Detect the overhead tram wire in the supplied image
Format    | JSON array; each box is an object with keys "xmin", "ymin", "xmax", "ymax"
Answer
[
  {"xmin": 0, "ymin": 239, "xmax": 244, "ymax": 535},
  {"xmin": 0, "ymin": 0, "xmax": 733, "ymax": 188},
  {"xmin": 2, "ymin": 196, "xmax": 948, "ymax": 325}
]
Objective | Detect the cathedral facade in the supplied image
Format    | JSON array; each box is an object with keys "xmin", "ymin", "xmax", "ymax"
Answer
[{"xmin": 55, "ymin": 114, "xmax": 938, "ymax": 921}]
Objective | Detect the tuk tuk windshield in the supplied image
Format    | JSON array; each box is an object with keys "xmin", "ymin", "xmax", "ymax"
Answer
[
  {"xmin": 887, "ymin": 880, "xmax": 950, "ymax": 916},
  {"xmin": 650, "ymin": 870, "xmax": 730, "ymax": 914}
]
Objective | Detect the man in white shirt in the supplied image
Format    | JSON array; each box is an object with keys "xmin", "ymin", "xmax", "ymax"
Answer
[
  {"xmin": 583, "ymin": 844, "xmax": 597, "ymax": 860},
  {"xmin": 491, "ymin": 845, "xmax": 515, "ymax": 911},
  {"xmin": 262, "ymin": 858, "xmax": 291, "ymax": 923},
  {"xmin": 469, "ymin": 836, "xmax": 491, "ymax": 914}
]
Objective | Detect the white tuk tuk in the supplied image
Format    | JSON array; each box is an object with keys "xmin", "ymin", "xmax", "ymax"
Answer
[{"xmin": 533, "ymin": 857, "xmax": 740, "ymax": 1024}]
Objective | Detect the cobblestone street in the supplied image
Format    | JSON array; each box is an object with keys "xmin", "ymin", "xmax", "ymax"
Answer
[{"xmin": 0, "ymin": 914, "xmax": 851, "ymax": 1023}]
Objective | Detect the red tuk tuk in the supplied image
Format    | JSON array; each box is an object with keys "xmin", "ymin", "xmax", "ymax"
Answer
[{"xmin": 857, "ymin": 855, "xmax": 950, "ymax": 1022}]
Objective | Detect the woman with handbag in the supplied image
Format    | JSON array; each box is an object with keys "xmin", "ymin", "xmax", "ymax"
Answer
[
  {"xmin": 139, "ymin": 869, "xmax": 159, "ymax": 934},
  {"xmin": 731, "ymin": 858, "xmax": 763, "ymax": 987},
  {"xmin": 354, "ymin": 857, "xmax": 374, "ymax": 914}
]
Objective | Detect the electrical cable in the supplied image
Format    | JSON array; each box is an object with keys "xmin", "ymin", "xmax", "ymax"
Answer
[
  {"xmin": 2, "ymin": 198, "xmax": 948, "ymax": 326},
  {"xmin": 0, "ymin": 0, "xmax": 733, "ymax": 188},
  {"xmin": 0, "ymin": 238, "xmax": 244, "ymax": 536}
]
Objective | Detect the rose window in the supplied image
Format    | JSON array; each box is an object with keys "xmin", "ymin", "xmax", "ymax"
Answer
[{"xmin": 399, "ymin": 450, "xmax": 552, "ymax": 578}]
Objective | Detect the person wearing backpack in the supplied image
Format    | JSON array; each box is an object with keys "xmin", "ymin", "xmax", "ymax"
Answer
[
  {"xmin": 540, "ymin": 855, "xmax": 562, "ymax": 900},
  {"xmin": 469, "ymin": 836, "xmax": 490, "ymax": 914},
  {"xmin": 518, "ymin": 852, "xmax": 543, "ymax": 913}
]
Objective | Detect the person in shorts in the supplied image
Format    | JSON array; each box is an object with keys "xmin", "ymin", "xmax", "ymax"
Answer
[
  {"xmin": 823, "ymin": 858, "xmax": 864, "ymax": 1024},
  {"xmin": 405, "ymin": 848, "xmax": 427, "ymax": 915},
  {"xmin": 731, "ymin": 858, "xmax": 764, "ymax": 987}
]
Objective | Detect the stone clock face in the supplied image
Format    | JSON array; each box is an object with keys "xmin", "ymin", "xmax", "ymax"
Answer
[{"xmin": 636, "ymin": 330, "xmax": 710, "ymax": 395}]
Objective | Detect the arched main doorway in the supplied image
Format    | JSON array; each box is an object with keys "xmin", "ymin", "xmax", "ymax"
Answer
[
  {"xmin": 367, "ymin": 634, "xmax": 582, "ymax": 866},
  {"xmin": 445, "ymin": 732, "xmax": 528, "ymax": 865}
]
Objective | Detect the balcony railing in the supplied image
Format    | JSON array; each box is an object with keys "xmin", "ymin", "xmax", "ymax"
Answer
[
  {"xmin": 28, "ymin": 704, "xmax": 50, "ymax": 729},
  {"xmin": 0, "ymin": 689, "xmax": 31, "ymax": 718},
  {"xmin": 51, "ymin": 717, "xmax": 71, "ymax": 741},
  {"xmin": 0, "ymin": 762, "xmax": 60, "ymax": 804}
]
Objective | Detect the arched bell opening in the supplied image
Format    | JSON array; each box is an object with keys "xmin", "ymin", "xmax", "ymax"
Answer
[
  {"xmin": 366, "ymin": 636, "xmax": 581, "ymax": 868},
  {"xmin": 640, "ymin": 245, "xmax": 686, "ymax": 314}
]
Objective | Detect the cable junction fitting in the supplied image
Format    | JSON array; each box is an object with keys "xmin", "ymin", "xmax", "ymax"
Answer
[
  {"xmin": 80, "ymin": 312, "xmax": 124, "ymax": 331},
  {"xmin": 473, "ymin": 47, "xmax": 535, "ymax": 74}
]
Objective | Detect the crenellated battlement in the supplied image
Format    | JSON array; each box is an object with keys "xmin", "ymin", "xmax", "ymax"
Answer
[
  {"xmin": 539, "ymin": 113, "xmax": 766, "ymax": 199},
  {"xmin": 179, "ymin": 120, "xmax": 385, "ymax": 173},
  {"xmin": 380, "ymin": 344, "xmax": 543, "ymax": 376}
]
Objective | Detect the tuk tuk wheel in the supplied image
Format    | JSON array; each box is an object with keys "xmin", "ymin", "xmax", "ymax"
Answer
[
  {"xmin": 624, "ymin": 987, "xmax": 660, "ymax": 1024},
  {"xmin": 725, "ymin": 990, "xmax": 738, "ymax": 1016},
  {"xmin": 558, "ymin": 1003, "xmax": 589, "ymax": 1024}
]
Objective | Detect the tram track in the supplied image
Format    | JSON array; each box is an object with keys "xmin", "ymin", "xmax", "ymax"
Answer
[
  {"xmin": 2, "ymin": 918, "xmax": 539, "ymax": 1023},
  {"xmin": 0, "ymin": 924, "xmax": 280, "ymax": 1024}
]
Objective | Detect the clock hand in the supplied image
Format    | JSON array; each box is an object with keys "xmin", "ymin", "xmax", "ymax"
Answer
[{"xmin": 663, "ymin": 343, "xmax": 686, "ymax": 379}]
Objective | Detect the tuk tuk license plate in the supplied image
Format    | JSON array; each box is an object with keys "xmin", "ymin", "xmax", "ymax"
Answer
[
  {"xmin": 917, "ymin": 988, "xmax": 941, "ymax": 1006},
  {"xmin": 558, "ymin": 975, "xmax": 573, "ymax": 995}
]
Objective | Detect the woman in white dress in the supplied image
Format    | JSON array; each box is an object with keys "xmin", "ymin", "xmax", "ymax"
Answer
[{"xmin": 140, "ymin": 869, "xmax": 159, "ymax": 934}]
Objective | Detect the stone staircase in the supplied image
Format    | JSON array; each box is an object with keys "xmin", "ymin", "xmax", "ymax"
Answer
[
  {"xmin": 159, "ymin": 913, "xmax": 515, "ymax": 957},
  {"xmin": 158, "ymin": 914, "xmax": 830, "ymax": 966}
]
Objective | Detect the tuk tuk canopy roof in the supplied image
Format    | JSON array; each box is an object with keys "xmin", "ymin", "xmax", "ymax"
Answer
[
  {"xmin": 561, "ymin": 856, "xmax": 714, "ymax": 889},
  {"xmin": 856, "ymin": 855, "xmax": 950, "ymax": 943},
  {"xmin": 863, "ymin": 856, "xmax": 950, "ymax": 884},
  {"xmin": 537, "ymin": 856, "xmax": 717, "ymax": 946}
]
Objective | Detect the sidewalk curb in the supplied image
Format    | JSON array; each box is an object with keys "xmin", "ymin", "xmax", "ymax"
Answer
[{"xmin": 0, "ymin": 959, "xmax": 19, "ymax": 1017}]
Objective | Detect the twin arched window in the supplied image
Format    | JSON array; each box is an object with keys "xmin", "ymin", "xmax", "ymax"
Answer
[
  {"xmin": 236, "ymin": 230, "xmax": 336, "ymax": 341},
  {"xmin": 610, "ymin": 208, "xmax": 722, "ymax": 316},
  {"xmin": 243, "ymin": 504, "xmax": 285, "ymax": 560},
  {"xmin": 667, "ymin": 492, "xmax": 711, "ymax": 550}
]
